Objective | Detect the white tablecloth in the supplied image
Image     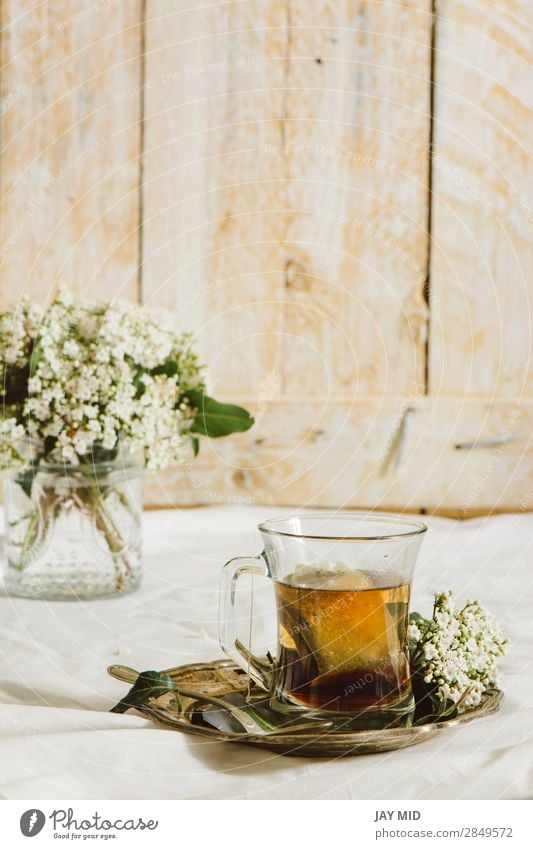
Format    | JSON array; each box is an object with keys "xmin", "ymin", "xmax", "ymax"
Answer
[{"xmin": 0, "ymin": 506, "xmax": 532, "ymax": 800}]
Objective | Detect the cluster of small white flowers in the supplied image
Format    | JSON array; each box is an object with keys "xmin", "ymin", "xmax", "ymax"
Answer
[
  {"xmin": 0, "ymin": 417, "xmax": 27, "ymax": 468},
  {"xmin": 97, "ymin": 299, "xmax": 175, "ymax": 369},
  {"xmin": 410, "ymin": 591, "xmax": 507, "ymax": 708},
  {"xmin": 0, "ymin": 299, "xmax": 40, "ymax": 368},
  {"xmin": 0, "ymin": 291, "xmax": 206, "ymax": 470}
]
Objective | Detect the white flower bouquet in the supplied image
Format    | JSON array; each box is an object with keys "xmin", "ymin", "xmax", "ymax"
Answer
[
  {"xmin": 0, "ymin": 291, "xmax": 253, "ymax": 598},
  {"xmin": 409, "ymin": 591, "xmax": 507, "ymax": 721}
]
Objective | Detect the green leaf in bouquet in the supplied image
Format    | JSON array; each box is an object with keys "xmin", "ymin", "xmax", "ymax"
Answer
[
  {"xmin": 151, "ymin": 360, "xmax": 179, "ymax": 379},
  {"xmin": 28, "ymin": 338, "xmax": 44, "ymax": 378},
  {"xmin": 17, "ymin": 471, "xmax": 35, "ymax": 499},
  {"xmin": 3, "ymin": 363, "xmax": 30, "ymax": 406},
  {"xmin": 187, "ymin": 390, "xmax": 254, "ymax": 438},
  {"xmin": 84, "ymin": 443, "xmax": 119, "ymax": 465},
  {"xmin": 130, "ymin": 362, "xmax": 149, "ymax": 397},
  {"xmin": 409, "ymin": 611, "xmax": 430, "ymax": 626},
  {"xmin": 131, "ymin": 360, "xmax": 180, "ymax": 398},
  {"xmin": 110, "ymin": 670, "xmax": 178, "ymax": 714},
  {"xmin": 41, "ymin": 435, "xmax": 61, "ymax": 459},
  {"xmin": 409, "ymin": 611, "xmax": 431, "ymax": 635},
  {"xmin": 408, "ymin": 638, "xmax": 419, "ymax": 658}
]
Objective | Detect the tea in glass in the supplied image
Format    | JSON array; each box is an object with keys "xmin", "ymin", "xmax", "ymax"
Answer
[{"xmin": 275, "ymin": 565, "xmax": 411, "ymax": 714}]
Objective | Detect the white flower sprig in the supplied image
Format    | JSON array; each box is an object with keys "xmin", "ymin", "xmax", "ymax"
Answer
[
  {"xmin": 0, "ymin": 290, "xmax": 252, "ymax": 470},
  {"xmin": 409, "ymin": 591, "xmax": 507, "ymax": 710}
]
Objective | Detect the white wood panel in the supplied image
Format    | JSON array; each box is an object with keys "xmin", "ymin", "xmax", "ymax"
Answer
[
  {"xmin": 280, "ymin": 0, "xmax": 432, "ymax": 397},
  {"xmin": 142, "ymin": 1, "xmax": 432, "ymax": 399},
  {"xmin": 142, "ymin": 0, "xmax": 289, "ymax": 395},
  {"xmin": 0, "ymin": 0, "xmax": 142, "ymax": 304},
  {"xmin": 0, "ymin": 1, "xmax": 530, "ymax": 513},
  {"xmin": 429, "ymin": 0, "xmax": 533, "ymax": 396},
  {"xmin": 145, "ymin": 397, "xmax": 533, "ymax": 513}
]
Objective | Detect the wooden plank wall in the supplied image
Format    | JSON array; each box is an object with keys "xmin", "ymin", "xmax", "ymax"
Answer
[
  {"xmin": 0, "ymin": 0, "xmax": 531, "ymax": 514},
  {"xmin": 0, "ymin": 1, "xmax": 142, "ymax": 302},
  {"xmin": 429, "ymin": 0, "xmax": 532, "ymax": 398}
]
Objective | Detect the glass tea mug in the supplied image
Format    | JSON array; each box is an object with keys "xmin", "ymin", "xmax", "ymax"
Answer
[{"xmin": 220, "ymin": 513, "xmax": 427, "ymax": 727}]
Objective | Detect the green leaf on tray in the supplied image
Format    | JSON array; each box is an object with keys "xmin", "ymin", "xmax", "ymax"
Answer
[
  {"xmin": 186, "ymin": 391, "xmax": 254, "ymax": 438},
  {"xmin": 110, "ymin": 670, "xmax": 178, "ymax": 714},
  {"xmin": 110, "ymin": 665, "xmax": 465, "ymax": 730},
  {"xmin": 413, "ymin": 697, "xmax": 458, "ymax": 726},
  {"xmin": 230, "ymin": 699, "xmax": 279, "ymax": 732}
]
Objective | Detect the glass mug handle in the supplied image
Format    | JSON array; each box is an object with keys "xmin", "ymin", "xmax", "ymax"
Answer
[{"xmin": 219, "ymin": 555, "xmax": 273, "ymax": 691}]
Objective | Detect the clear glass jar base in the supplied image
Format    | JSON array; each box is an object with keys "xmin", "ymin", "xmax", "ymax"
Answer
[
  {"xmin": 4, "ymin": 563, "xmax": 142, "ymax": 600},
  {"xmin": 3, "ymin": 451, "xmax": 144, "ymax": 601}
]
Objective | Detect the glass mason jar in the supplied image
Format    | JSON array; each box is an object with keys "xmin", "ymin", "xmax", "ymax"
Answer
[{"xmin": 3, "ymin": 441, "xmax": 143, "ymax": 600}]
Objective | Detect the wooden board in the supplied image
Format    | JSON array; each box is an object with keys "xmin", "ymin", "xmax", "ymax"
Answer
[
  {"xmin": 0, "ymin": 0, "xmax": 142, "ymax": 304},
  {"xmin": 145, "ymin": 398, "xmax": 533, "ymax": 514},
  {"xmin": 279, "ymin": 0, "xmax": 432, "ymax": 397},
  {"xmin": 142, "ymin": 0, "xmax": 289, "ymax": 396},
  {"xmin": 142, "ymin": 0, "xmax": 432, "ymax": 398},
  {"xmin": 429, "ymin": 0, "xmax": 533, "ymax": 397}
]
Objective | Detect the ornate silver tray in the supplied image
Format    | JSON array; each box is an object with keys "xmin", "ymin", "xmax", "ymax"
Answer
[{"xmin": 108, "ymin": 659, "xmax": 503, "ymax": 758}]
